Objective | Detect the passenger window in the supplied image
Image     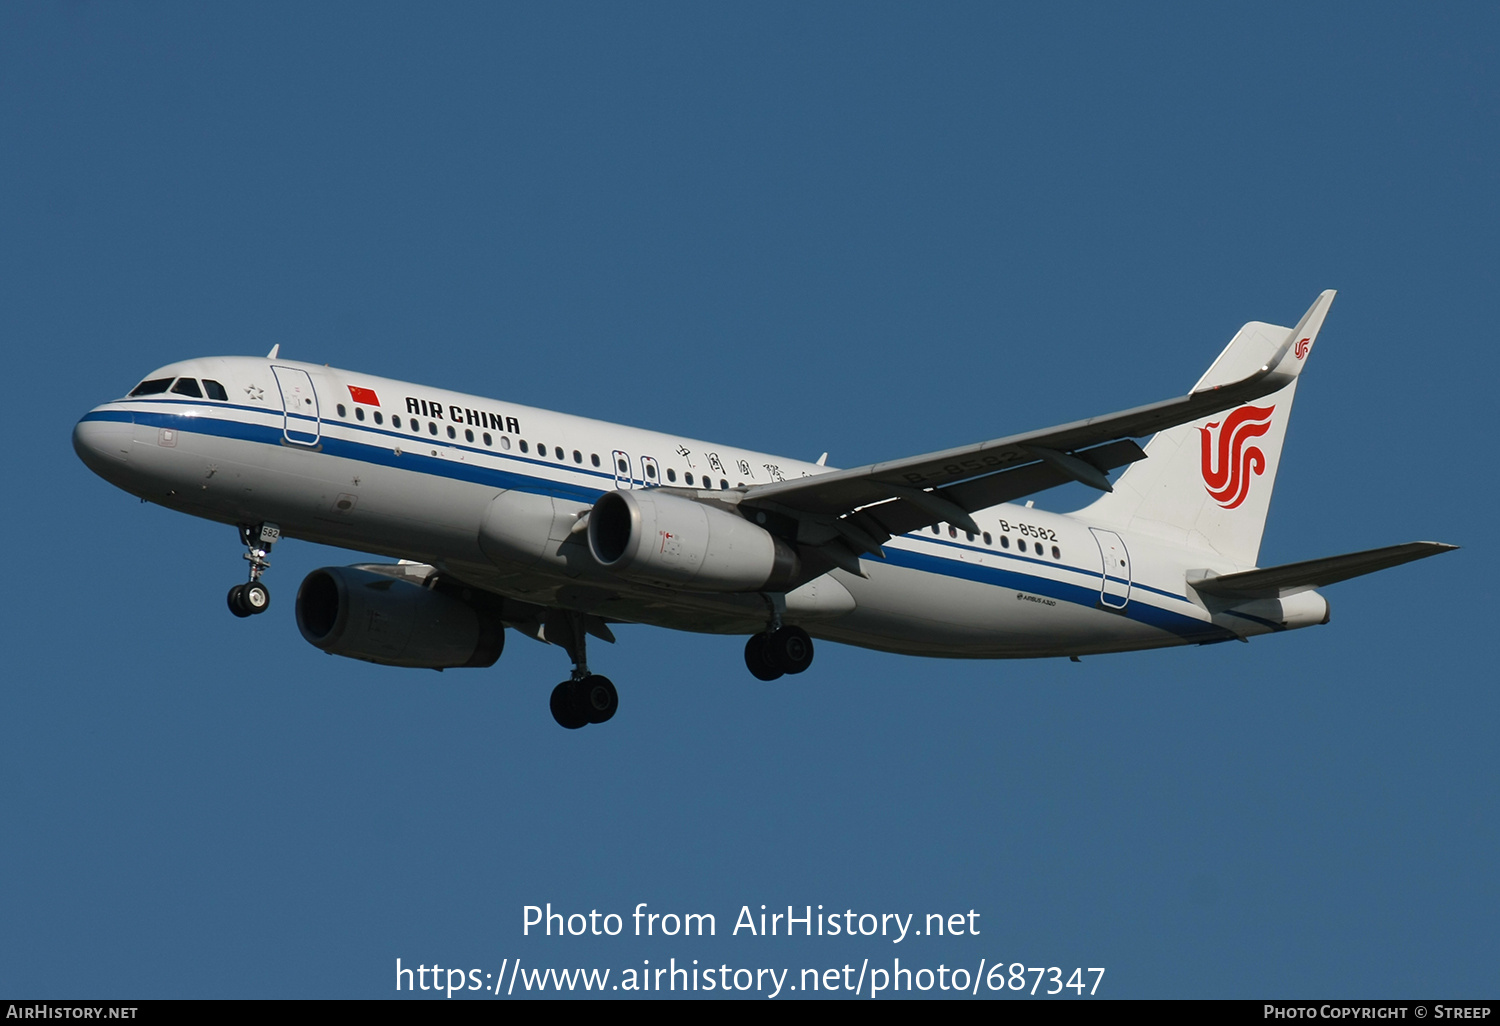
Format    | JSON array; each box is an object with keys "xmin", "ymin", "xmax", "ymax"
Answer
[
  {"xmin": 555, "ymin": 446, "xmax": 564, "ymax": 460},
  {"xmin": 685, "ymin": 473, "xmax": 694, "ymax": 486},
  {"xmin": 948, "ymin": 526, "xmax": 957, "ymax": 538},
  {"xmin": 931, "ymin": 525, "xmax": 940, "ymax": 535},
  {"xmin": 519, "ymin": 440, "xmax": 529, "ymax": 453},
  {"xmin": 337, "ymin": 404, "xmax": 348, "ymax": 418},
  {"xmin": 1018, "ymin": 539, "xmax": 1027, "ymax": 553},
  {"xmin": 501, "ymin": 437, "xmax": 511, "ymax": 450},
  {"xmin": 966, "ymin": 531, "xmax": 975, "ymax": 542},
  {"xmin": 429, "ymin": 422, "xmax": 438, "ymax": 435},
  {"xmin": 1000, "ymin": 535, "xmax": 1010, "ymax": 549},
  {"xmin": 374, "ymin": 411, "xmax": 383, "ymax": 425},
  {"xmin": 573, "ymin": 450, "xmax": 582, "ymax": 464},
  {"xmin": 447, "ymin": 425, "xmax": 456, "ymax": 439},
  {"xmin": 983, "ymin": 532, "xmax": 992, "ymax": 545},
  {"xmin": 465, "ymin": 428, "xmax": 474, "ymax": 442},
  {"xmin": 667, "ymin": 468, "xmax": 677, "ymax": 482},
  {"xmin": 356, "ymin": 407, "xmax": 365, "ymax": 421},
  {"xmin": 591, "ymin": 454, "xmax": 600, "ymax": 467},
  {"xmin": 616, "ymin": 457, "xmax": 628, "ymax": 473},
  {"xmin": 128, "ymin": 377, "xmax": 173, "ymax": 397},
  {"xmin": 483, "ymin": 432, "xmax": 492, "ymax": 446},
  {"xmin": 646, "ymin": 464, "xmax": 657, "ymax": 479},
  {"xmin": 720, "ymin": 479, "xmax": 728, "ymax": 489},
  {"xmin": 392, "ymin": 415, "xmax": 402, "ymax": 428},
  {"xmin": 202, "ymin": 379, "xmax": 228, "ymax": 401},
  {"xmin": 170, "ymin": 378, "xmax": 203, "ymax": 398},
  {"xmin": 1052, "ymin": 545, "xmax": 1061, "ymax": 559}
]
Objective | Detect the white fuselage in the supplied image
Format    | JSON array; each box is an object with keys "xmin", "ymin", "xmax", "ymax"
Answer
[{"xmin": 73, "ymin": 356, "xmax": 1326, "ymax": 661}]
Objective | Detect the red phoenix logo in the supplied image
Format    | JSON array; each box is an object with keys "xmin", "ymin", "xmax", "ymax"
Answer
[
  {"xmin": 1294, "ymin": 336, "xmax": 1310, "ymax": 360},
  {"xmin": 1199, "ymin": 404, "xmax": 1275, "ymax": 509}
]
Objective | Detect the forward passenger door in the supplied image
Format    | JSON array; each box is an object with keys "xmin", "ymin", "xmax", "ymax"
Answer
[{"xmin": 272, "ymin": 366, "xmax": 321, "ymax": 446}]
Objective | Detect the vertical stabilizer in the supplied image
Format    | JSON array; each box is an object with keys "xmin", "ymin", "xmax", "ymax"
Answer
[{"xmin": 1075, "ymin": 291, "xmax": 1335, "ymax": 567}]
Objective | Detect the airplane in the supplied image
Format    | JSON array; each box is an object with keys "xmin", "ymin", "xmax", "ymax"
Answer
[{"xmin": 72, "ymin": 290, "xmax": 1455, "ymax": 728}]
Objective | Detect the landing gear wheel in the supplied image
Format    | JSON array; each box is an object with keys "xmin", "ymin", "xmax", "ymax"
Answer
[
  {"xmin": 744, "ymin": 634, "xmax": 784, "ymax": 681},
  {"xmin": 241, "ymin": 581, "xmax": 270, "ymax": 615},
  {"xmin": 550, "ymin": 681, "xmax": 589, "ymax": 730},
  {"xmin": 766, "ymin": 626, "xmax": 814, "ymax": 675},
  {"xmin": 227, "ymin": 584, "xmax": 252, "ymax": 618},
  {"xmin": 577, "ymin": 674, "xmax": 618, "ymax": 724}
]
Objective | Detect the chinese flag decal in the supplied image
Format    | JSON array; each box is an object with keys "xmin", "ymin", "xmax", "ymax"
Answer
[{"xmin": 347, "ymin": 385, "xmax": 380, "ymax": 406}]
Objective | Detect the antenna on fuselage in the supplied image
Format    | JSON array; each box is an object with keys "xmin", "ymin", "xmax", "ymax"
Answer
[
  {"xmin": 816, "ymin": 452, "xmax": 828, "ymax": 466},
  {"xmin": 266, "ymin": 344, "xmax": 280, "ymax": 359}
]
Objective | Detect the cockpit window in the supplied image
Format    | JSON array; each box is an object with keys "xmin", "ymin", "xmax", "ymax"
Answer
[
  {"xmin": 128, "ymin": 377, "xmax": 174, "ymax": 397},
  {"xmin": 171, "ymin": 378, "xmax": 203, "ymax": 398},
  {"xmin": 202, "ymin": 379, "xmax": 228, "ymax": 401}
]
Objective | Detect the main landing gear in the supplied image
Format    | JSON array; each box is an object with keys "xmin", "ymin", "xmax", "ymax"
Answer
[
  {"xmin": 227, "ymin": 522, "xmax": 280, "ymax": 618},
  {"xmin": 744, "ymin": 625, "xmax": 814, "ymax": 681},
  {"xmin": 547, "ymin": 611, "xmax": 619, "ymax": 730}
]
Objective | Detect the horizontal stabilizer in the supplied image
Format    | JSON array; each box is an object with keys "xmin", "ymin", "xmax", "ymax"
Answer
[{"xmin": 1189, "ymin": 541, "xmax": 1458, "ymax": 599}]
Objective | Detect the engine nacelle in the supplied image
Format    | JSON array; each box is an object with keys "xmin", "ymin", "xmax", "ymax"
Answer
[
  {"xmin": 295, "ymin": 566, "xmax": 504, "ymax": 669},
  {"xmin": 587, "ymin": 489, "xmax": 799, "ymax": 592}
]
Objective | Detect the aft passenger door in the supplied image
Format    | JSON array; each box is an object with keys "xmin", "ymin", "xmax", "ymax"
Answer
[
  {"xmin": 272, "ymin": 366, "xmax": 321, "ymax": 446},
  {"xmin": 1089, "ymin": 528, "xmax": 1132, "ymax": 609}
]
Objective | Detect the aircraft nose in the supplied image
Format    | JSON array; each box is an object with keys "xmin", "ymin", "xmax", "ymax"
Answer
[{"xmin": 72, "ymin": 410, "xmax": 133, "ymax": 474}]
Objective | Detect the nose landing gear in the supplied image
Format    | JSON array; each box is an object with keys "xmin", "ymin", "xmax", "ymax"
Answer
[{"xmin": 228, "ymin": 522, "xmax": 279, "ymax": 617}]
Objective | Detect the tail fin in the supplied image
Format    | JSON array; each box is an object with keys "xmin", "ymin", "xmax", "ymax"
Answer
[{"xmin": 1075, "ymin": 291, "xmax": 1336, "ymax": 566}]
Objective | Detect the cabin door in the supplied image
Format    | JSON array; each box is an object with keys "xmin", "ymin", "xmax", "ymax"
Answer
[
  {"xmin": 272, "ymin": 366, "xmax": 321, "ymax": 446},
  {"xmin": 1089, "ymin": 528, "xmax": 1132, "ymax": 609}
]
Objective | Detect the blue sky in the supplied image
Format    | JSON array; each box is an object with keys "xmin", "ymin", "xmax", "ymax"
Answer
[{"xmin": 1, "ymin": 2, "xmax": 1493, "ymax": 999}]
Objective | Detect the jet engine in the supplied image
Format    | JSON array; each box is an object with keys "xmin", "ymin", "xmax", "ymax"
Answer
[
  {"xmin": 587, "ymin": 489, "xmax": 799, "ymax": 592},
  {"xmin": 295, "ymin": 566, "xmax": 504, "ymax": 668}
]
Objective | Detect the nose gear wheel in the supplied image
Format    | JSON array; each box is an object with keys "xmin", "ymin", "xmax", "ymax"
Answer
[{"xmin": 227, "ymin": 581, "xmax": 271, "ymax": 617}]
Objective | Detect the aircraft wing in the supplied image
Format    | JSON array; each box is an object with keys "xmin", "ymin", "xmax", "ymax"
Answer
[{"xmin": 738, "ymin": 291, "xmax": 1335, "ymax": 575}]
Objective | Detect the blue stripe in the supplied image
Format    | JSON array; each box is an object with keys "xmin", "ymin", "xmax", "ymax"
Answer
[
  {"xmin": 121, "ymin": 397, "xmax": 274, "ymax": 418},
  {"xmin": 875, "ymin": 546, "xmax": 1233, "ymax": 642},
  {"xmin": 88, "ymin": 406, "xmax": 1234, "ymax": 642},
  {"xmin": 93, "ymin": 407, "xmax": 617, "ymax": 502},
  {"xmin": 892, "ymin": 529, "xmax": 1189, "ymax": 603},
  {"xmin": 118, "ymin": 398, "xmax": 681, "ymax": 490}
]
